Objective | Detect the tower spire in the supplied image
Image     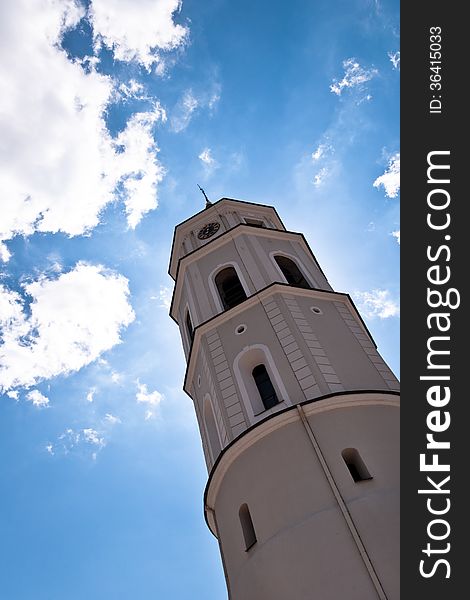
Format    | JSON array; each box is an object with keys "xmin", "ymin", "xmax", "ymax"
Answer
[{"xmin": 197, "ymin": 184, "xmax": 212, "ymax": 208}]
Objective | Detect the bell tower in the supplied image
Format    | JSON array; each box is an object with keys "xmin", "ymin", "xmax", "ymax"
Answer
[{"xmin": 169, "ymin": 197, "xmax": 399, "ymax": 600}]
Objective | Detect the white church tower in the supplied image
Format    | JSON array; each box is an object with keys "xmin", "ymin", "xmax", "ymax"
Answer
[{"xmin": 168, "ymin": 197, "xmax": 399, "ymax": 600}]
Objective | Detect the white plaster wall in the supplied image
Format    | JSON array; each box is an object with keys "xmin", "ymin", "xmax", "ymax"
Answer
[{"xmin": 212, "ymin": 399, "xmax": 399, "ymax": 600}]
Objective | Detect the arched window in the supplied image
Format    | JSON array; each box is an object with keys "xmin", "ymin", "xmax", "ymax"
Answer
[
  {"xmin": 342, "ymin": 448, "xmax": 372, "ymax": 482},
  {"xmin": 274, "ymin": 255, "xmax": 310, "ymax": 289},
  {"xmin": 215, "ymin": 266, "xmax": 247, "ymax": 310},
  {"xmin": 186, "ymin": 309, "xmax": 194, "ymax": 344},
  {"xmin": 252, "ymin": 364, "xmax": 279, "ymax": 410},
  {"xmin": 239, "ymin": 503, "xmax": 257, "ymax": 551},
  {"xmin": 204, "ymin": 396, "xmax": 221, "ymax": 461}
]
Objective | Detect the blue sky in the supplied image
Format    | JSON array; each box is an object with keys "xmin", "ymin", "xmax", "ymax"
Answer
[{"xmin": 0, "ymin": 1, "xmax": 399, "ymax": 598}]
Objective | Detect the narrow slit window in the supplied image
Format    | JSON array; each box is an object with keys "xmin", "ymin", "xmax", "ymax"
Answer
[
  {"xmin": 239, "ymin": 503, "xmax": 257, "ymax": 551},
  {"xmin": 342, "ymin": 448, "xmax": 372, "ymax": 482},
  {"xmin": 215, "ymin": 267, "xmax": 247, "ymax": 310},
  {"xmin": 252, "ymin": 364, "xmax": 279, "ymax": 410},
  {"xmin": 274, "ymin": 255, "xmax": 310, "ymax": 289},
  {"xmin": 186, "ymin": 310, "xmax": 194, "ymax": 344}
]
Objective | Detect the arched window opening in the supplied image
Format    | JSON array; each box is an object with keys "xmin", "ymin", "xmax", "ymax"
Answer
[
  {"xmin": 204, "ymin": 397, "xmax": 221, "ymax": 460},
  {"xmin": 186, "ymin": 309, "xmax": 194, "ymax": 344},
  {"xmin": 274, "ymin": 255, "xmax": 310, "ymax": 289},
  {"xmin": 342, "ymin": 448, "xmax": 372, "ymax": 482},
  {"xmin": 239, "ymin": 503, "xmax": 257, "ymax": 551},
  {"xmin": 252, "ymin": 364, "xmax": 279, "ymax": 411},
  {"xmin": 215, "ymin": 267, "xmax": 247, "ymax": 310}
]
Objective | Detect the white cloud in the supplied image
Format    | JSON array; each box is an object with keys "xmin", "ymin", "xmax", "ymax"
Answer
[
  {"xmin": 104, "ymin": 413, "xmax": 121, "ymax": 425},
  {"xmin": 208, "ymin": 91, "xmax": 221, "ymax": 109},
  {"xmin": 118, "ymin": 79, "xmax": 149, "ymax": 101},
  {"xmin": 86, "ymin": 388, "xmax": 96, "ymax": 403},
  {"xmin": 313, "ymin": 167, "xmax": 329, "ymax": 187},
  {"xmin": 145, "ymin": 409, "xmax": 155, "ymax": 420},
  {"xmin": 330, "ymin": 58, "xmax": 378, "ymax": 96},
  {"xmin": 6, "ymin": 390, "xmax": 19, "ymax": 401},
  {"xmin": 311, "ymin": 144, "xmax": 328, "ymax": 161},
  {"xmin": 53, "ymin": 426, "xmax": 106, "ymax": 457},
  {"xmin": 112, "ymin": 107, "xmax": 167, "ymax": 229},
  {"xmin": 198, "ymin": 147, "xmax": 219, "ymax": 176},
  {"xmin": 388, "ymin": 51, "xmax": 400, "ymax": 70},
  {"xmin": 83, "ymin": 427, "xmax": 105, "ymax": 447},
  {"xmin": 373, "ymin": 153, "xmax": 400, "ymax": 198},
  {"xmin": 0, "ymin": 242, "xmax": 11, "ymax": 263},
  {"xmin": 26, "ymin": 390, "xmax": 50, "ymax": 408},
  {"xmin": 111, "ymin": 371, "xmax": 122, "ymax": 384},
  {"xmin": 198, "ymin": 148, "xmax": 215, "ymax": 166},
  {"xmin": 0, "ymin": 1, "xmax": 167, "ymax": 259},
  {"xmin": 0, "ymin": 263, "xmax": 135, "ymax": 392},
  {"xmin": 136, "ymin": 380, "xmax": 163, "ymax": 406},
  {"xmin": 157, "ymin": 286, "xmax": 172, "ymax": 310},
  {"xmin": 170, "ymin": 89, "xmax": 199, "ymax": 132},
  {"xmin": 353, "ymin": 289, "xmax": 400, "ymax": 319},
  {"xmin": 90, "ymin": 0, "xmax": 188, "ymax": 71},
  {"xmin": 391, "ymin": 230, "xmax": 400, "ymax": 245},
  {"xmin": 45, "ymin": 443, "xmax": 55, "ymax": 455},
  {"xmin": 0, "ymin": 286, "xmax": 24, "ymax": 328}
]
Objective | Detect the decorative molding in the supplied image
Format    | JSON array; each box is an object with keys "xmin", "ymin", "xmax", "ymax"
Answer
[
  {"xmin": 282, "ymin": 294, "xmax": 344, "ymax": 394},
  {"xmin": 204, "ymin": 391, "xmax": 400, "ymax": 535},
  {"xmin": 333, "ymin": 301, "xmax": 399, "ymax": 391}
]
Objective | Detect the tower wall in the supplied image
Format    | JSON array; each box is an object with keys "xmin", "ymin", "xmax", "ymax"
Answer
[
  {"xmin": 206, "ymin": 393, "xmax": 399, "ymax": 600},
  {"xmin": 186, "ymin": 287, "xmax": 398, "ymax": 469},
  {"xmin": 169, "ymin": 198, "xmax": 399, "ymax": 600}
]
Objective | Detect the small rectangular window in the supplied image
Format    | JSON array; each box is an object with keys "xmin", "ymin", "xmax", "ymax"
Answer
[
  {"xmin": 239, "ymin": 503, "xmax": 257, "ymax": 551},
  {"xmin": 342, "ymin": 448, "xmax": 372, "ymax": 482},
  {"xmin": 244, "ymin": 218, "xmax": 265, "ymax": 228}
]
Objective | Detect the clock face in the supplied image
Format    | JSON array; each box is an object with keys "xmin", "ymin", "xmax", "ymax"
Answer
[{"xmin": 197, "ymin": 221, "xmax": 220, "ymax": 240}]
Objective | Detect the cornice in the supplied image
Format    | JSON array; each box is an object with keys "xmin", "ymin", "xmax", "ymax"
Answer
[
  {"xmin": 169, "ymin": 224, "xmax": 329, "ymax": 321},
  {"xmin": 182, "ymin": 282, "xmax": 377, "ymax": 396},
  {"xmin": 168, "ymin": 198, "xmax": 286, "ymax": 279},
  {"xmin": 203, "ymin": 390, "xmax": 400, "ymax": 536}
]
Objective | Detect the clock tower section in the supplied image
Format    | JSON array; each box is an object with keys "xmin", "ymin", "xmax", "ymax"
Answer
[{"xmin": 169, "ymin": 197, "xmax": 399, "ymax": 600}]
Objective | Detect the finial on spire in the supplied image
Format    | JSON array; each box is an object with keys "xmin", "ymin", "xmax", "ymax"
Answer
[{"xmin": 197, "ymin": 184, "xmax": 212, "ymax": 208}]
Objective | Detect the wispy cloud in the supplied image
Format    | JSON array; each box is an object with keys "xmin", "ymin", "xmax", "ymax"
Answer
[
  {"xmin": 136, "ymin": 380, "xmax": 164, "ymax": 420},
  {"xmin": 0, "ymin": 263, "xmax": 135, "ymax": 392},
  {"xmin": 169, "ymin": 83, "xmax": 221, "ymax": 133},
  {"xmin": 313, "ymin": 167, "xmax": 329, "ymax": 187},
  {"xmin": 170, "ymin": 89, "xmax": 199, "ymax": 132},
  {"xmin": 391, "ymin": 230, "xmax": 400, "ymax": 245},
  {"xmin": 373, "ymin": 152, "xmax": 400, "ymax": 198},
  {"xmin": 311, "ymin": 143, "xmax": 332, "ymax": 161},
  {"xmin": 26, "ymin": 390, "xmax": 50, "ymax": 408},
  {"xmin": 111, "ymin": 371, "xmax": 123, "ymax": 384},
  {"xmin": 388, "ymin": 51, "xmax": 400, "ymax": 70},
  {"xmin": 198, "ymin": 147, "xmax": 219, "ymax": 176},
  {"xmin": 353, "ymin": 289, "xmax": 400, "ymax": 319},
  {"xmin": 198, "ymin": 148, "xmax": 215, "ymax": 167},
  {"xmin": 330, "ymin": 58, "xmax": 378, "ymax": 96},
  {"xmin": 104, "ymin": 413, "xmax": 121, "ymax": 425},
  {"xmin": 136, "ymin": 381, "xmax": 163, "ymax": 406},
  {"xmin": 156, "ymin": 286, "xmax": 172, "ymax": 310},
  {"xmin": 48, "ymin": 426, "xmax": 106, "ymax": 459}
]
